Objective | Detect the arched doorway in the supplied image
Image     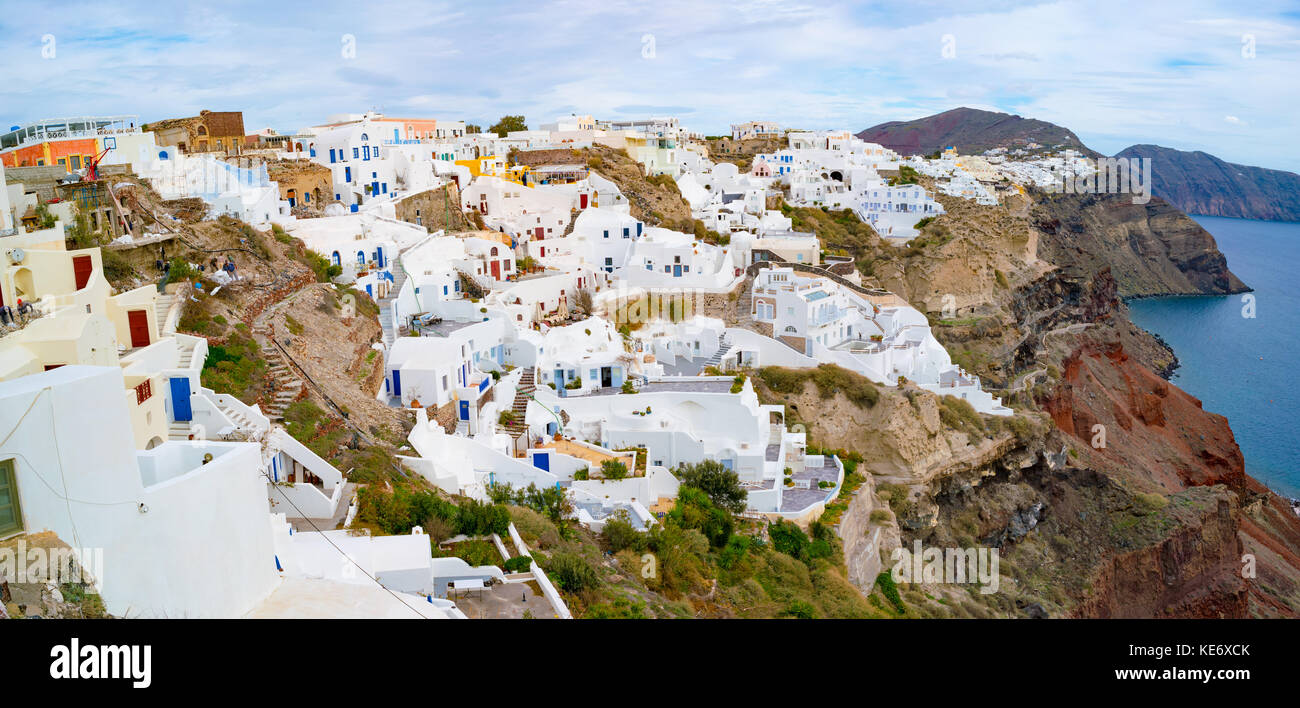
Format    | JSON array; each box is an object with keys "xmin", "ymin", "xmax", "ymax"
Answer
[
  {"xmin": 13, "ymin": 267, "xmax": 35, "ymax": 299},
  {"xmin": 145, "ymin": 436, "xmax": 165, "ymax": 450}
]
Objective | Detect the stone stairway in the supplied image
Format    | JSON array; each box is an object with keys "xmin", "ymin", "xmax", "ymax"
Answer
[
  {"xmin": 703, "ymin": 332, "xmax": 732, "ymax": 368},
  {"xmin": 503, "ymin": 368, "xmax": 535, "ymax": 439},
  {"xmin": 732, "ymin": 276, "xmax": 756, "ymax": 328},
  {"xmin": 167, "ymin": 419, "xmax": 193, "ymax": 441},
  {"xmin": 176, "ymin": 335, "xmax": 199, "ymax": 368},
  {"xmin": 377, "ymin": 259, "xmax": 408, "ymax": 350},
  {"xmin": 254, "ymin": 323, "xmax": 305, "ymax": 419},
  {"xmin": 155, "ymin": 291, "xmax": 179, "ymax": 336}
]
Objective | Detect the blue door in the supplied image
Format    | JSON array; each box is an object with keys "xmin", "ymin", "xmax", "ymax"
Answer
[
  {"xmin": 376, "ymin": 246, "xmax": 385, "ymax": 268},
  {"xmin": 458, "ymin": 400, "xmax": 469, "ymax": 421},
  {"xmin": 170, "ymin": 377, "xmax": 192, "ymax": 421},
  {"xmin": 673, "ymin": 264, "xmax": 682, "ymax": 277},
  {"xmin": 392, "ymin": 370, "xmax": 402, "ymax": 397},
  {"xmin": 534, "ymin": 453, "xmax": 550, "ymax": 472}
]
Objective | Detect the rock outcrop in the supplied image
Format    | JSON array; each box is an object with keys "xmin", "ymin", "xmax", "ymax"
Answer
[{"xmin": 1032, "ymin": 191, "xmax": 1248, "ymax": 297}]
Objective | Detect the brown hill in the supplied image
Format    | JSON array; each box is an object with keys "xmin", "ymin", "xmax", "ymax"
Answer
[{"xmin": 857, "ymin": 107, "xmax": 1093, "ymax": 157}]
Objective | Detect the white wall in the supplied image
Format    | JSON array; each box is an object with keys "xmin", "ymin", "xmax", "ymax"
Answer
[{"xmin": 0, "ymin": 366, "xmax": 279, "ymax": 618}]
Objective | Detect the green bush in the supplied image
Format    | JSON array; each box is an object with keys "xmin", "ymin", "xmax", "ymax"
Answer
[
  {"xmin": 769, "ymin": 520, "xmax": 810, "ymax": 561},
  {"xmin": 537, "ymin": 551, "xmax": 600, "ymax": 592},
  {"xmin": 504, "ymin": 555, "xmax": 534, "ymax": 573},
  {"xmin": 600, "ymin": 515, "xmax": 643, "ymax": 553},
  {"xmin": 875, "ymin": 571, "xmax": 906, "ymax": 613},
  {"xmin": 939, "ymin": 395, "xmax": 985, "ymax": 437},
  {"xmin": 757, "ymin": 364, "xmax": 879, "ymax": 408},
  {"xmin": 601, "ymin": 459, "xmax": 629, "ymax": 480},
  {"xmin": 355, "ymin": 485, "xmax": 457, "ymax": 536},
  {"xmin": 781, "ymin": 601, "xmax": 817, "ymax": 619},
  {"xmin": 451, "ymin": 539, "xmax": 500, "ymax": 567},
  {"xmin": 454, "ymin": 499, "xmax": 511, "ymax": 536}
]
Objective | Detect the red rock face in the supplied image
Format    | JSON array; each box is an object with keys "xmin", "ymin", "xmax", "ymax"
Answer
[
  {"xmin": 1042, "ymin": 337, "xmax": 1246, "ymax": 495},
  {"xmin": 1042, "ymin": 334, "xmax": 1300, "ymax": 617},
  {"xmin": 1072, "ymin": 496, "xmax": 1248, "ymax": 619}
]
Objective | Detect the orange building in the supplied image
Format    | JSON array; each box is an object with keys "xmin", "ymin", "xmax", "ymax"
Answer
[
  {"xmin": 2, "ymin": 137, "xmax": 100, "ymax": 169},
  {"xmin": 0, "ymin": 116, "xmax": 140, "ymax": 169}
]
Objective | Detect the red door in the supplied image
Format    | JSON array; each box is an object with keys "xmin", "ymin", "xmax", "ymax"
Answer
[
  {"xmin": 128, "ymin": 310, "xmax": 150, "ymax": 348},
  {"xmin": 490, "ymin": 260, "xmax": 501, "ymax": 280},
  {"xmin": 73, "ymin": 255, "xmax": 93, "ymax": 290},
  {"xmin": 534, "ymin": 226, "xmax": 544, "ymax": 240},
  {"xmin": 579, "ymin": 193, "xmax": 588, "ymax": 209}
]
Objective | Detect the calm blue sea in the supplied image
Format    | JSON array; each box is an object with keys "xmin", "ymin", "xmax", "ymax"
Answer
[{"xmin": 1127, "ymin": 215, "xmax": 1300, "ymax": 498}]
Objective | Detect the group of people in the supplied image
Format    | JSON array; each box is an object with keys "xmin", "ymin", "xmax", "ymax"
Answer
[
  {"xmin": 151, "ymin": 251, "xmax": 241, "ymax": 280},
  {"xmin": 0, "ymin": 299, "xmax": 35, "ymax": 327}
]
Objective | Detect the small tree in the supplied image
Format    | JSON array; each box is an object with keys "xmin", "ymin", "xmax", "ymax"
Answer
[
  {"xmin": 601, "ymin": 459, "xmax": 629, "ymax": 480},
  {"xmin": 675, "ymin": 459, "xmax": 747, "ymax": 513},
  {"xmin": 600, "ymin": 511, "xmax": 642, "ymax": 552},
  {"xmin": 489, "ymin": 115, "xmax": 527, "ymax": 137}
]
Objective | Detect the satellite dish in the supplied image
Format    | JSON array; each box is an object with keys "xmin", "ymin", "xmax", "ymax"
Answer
[{"xmin": 10, "ymin": 248, "xmax": 25, "ymax": 264}]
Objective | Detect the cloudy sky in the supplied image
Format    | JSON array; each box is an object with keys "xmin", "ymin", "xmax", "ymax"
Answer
[{"xmin": 4, "ymin": 0, "xmax": 1299, "ymax": 170}]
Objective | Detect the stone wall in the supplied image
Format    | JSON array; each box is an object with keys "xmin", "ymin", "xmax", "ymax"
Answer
[
  {"xmin": 837, "ymin": 479, "xmax": 885, "ymax": 594},
  {"xmin": 394, "ymin": 183, "xmax": 472, "ymax": 232}
]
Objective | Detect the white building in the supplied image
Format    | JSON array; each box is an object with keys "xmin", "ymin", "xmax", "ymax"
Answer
[
  {"xmin": 730, "ymin": 121, "xmax": 781, "ymax": 140},
  {"xmin": 0, "ymin": 366, "xmax": 280, "ymax": 618},
  {"xmin": 751, "ymin": 267, "xmax": 1010, "ymax": 415}
]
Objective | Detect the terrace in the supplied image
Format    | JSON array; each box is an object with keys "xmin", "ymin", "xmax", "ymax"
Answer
[
  {"xmin": 1, "ymin": 115, "xmax": 141, "ymax": 150},
  {"xmin": 780, "ymin": 455, "xmax": 843, "ymax": 513}
]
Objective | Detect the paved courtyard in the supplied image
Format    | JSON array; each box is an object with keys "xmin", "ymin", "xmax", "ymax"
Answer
[{"xmin": 450, "ymin": 579, "xmax": 558, "ymax": 619}]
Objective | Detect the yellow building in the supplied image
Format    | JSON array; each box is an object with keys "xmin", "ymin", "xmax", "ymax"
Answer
[
  {"xmin": 455, "ymin": 154, "xmax": 530, "ymax": 186},
  {"xmin": 0, "ymin": 222, "xmax": 194, "ymax": 449}
]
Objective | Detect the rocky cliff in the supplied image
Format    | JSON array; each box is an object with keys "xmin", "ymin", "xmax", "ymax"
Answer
[
  {"xmin": 1031, "ymin": 191, "xmax": 1248, "ymax": 297},
  {"xmin": 768, "ymin": 173, "xmax": 1297, "ymax": 617},
  {"xmin": 1116, "ymin": 144, "xmax": 1300, "ymax": 222}
]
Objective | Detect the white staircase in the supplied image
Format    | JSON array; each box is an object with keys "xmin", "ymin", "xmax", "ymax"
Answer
[
  {"xmin": 155, "ymin": 291, "xmax": 180, "ymax": 336},
  {"xmin": 703, "ymin": 333, "xmax": 732, "ymax": 369},
  {"xmin": 176, "ymin": 335, "xmax": 199, "ymax": 368},
  {"xmin": 167, "ymin": 420, "xmax": 193, "ymax": 441},
  {"xmin": 377, "ymin": 259, "xmax": 408, "ymax": 351},
  {"xmin": 216, "ymin": 400, "xmax": 262, "ymax": 433}
]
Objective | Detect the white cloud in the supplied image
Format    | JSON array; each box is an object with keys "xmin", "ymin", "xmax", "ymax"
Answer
[{"xmin": 0, "ymin": 0, "xmax": 1296, "ymax": 170}]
